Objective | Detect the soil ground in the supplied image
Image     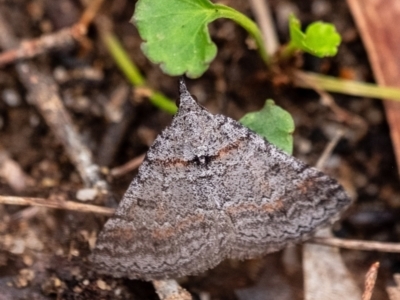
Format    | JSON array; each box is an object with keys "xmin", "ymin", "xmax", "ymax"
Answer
[{"xmin": 0, "ymin": 0, "xmax": 399, "ymax": 299}]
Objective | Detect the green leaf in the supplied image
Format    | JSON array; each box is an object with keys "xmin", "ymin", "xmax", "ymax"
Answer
[
  {"xmin": 133, "ymin": 0, "xmax": 220, "ymax": 78},
  {"xmin": 303, "ymin": 22, "xmax": 341, "ymax": 57},
  {"xmin": 239, "ymin": 100, "xmax": 295, "ymax": 154},
  {"xmin": 288, "ymin": 14, "xmax": 305, "ymax": 49},
  {"xmin": 133, "ymin": 0, "xmax": 269, "ymax": 78},
  {"xmin": 289, "ymin": 14, "xmax": 341, "ymax": 57}
]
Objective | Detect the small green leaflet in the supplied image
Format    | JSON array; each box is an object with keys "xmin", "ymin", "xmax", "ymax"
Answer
[
  {"xmin": 240, "ymin": 100, "xmax": 295, "ymax": 154},
  {"xmin": 289, "ymin": 14, "xmax": 341, "ymax": 57},
  {"xmin": 133, "ymin": 0, "xmax": 222, "ymax": 78}
]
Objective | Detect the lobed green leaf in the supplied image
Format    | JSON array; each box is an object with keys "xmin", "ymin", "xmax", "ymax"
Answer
[
  {"xmin": 239, "ymin": 100, "xmax": 295, "ymax": 154},
  {"xmin": 289, "ymin": 14, "xmax": 341, "ymax": 58},
  {"xmin": 133, "ymin": 0, "xmax": 221, "ymax": 78}
]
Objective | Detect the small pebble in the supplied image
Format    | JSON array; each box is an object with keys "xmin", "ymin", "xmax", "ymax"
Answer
[
  {"xmin": 96, "ymin": 279, "xmax": 109, "ymax": 290},
  {"xmin": 114, "ymin": 288, "xmax": 122, "ymax": 296},
  {"xmin": 2, "ymin": 89, "xmax": 21, "ymax": 107},
  {"xmin": 311, "ymin": 0, "xmax": 331, "ymax": 16},
  {"xmin": 70, "ymin": 249, "xmax": 80, "ymax": 257},
  {"xmin": 10, "ymin": 238, "xmax": 25, "ymax": 254},
  {"xmin": 76, "ymin": 188, "xmax": 98, "ymax": 201},
  {"xmin": 23, "ymin": 255, "xmax": 33, "ymax": 266}
]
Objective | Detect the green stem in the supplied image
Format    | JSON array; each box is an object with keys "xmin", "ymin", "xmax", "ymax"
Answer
[
  {"xmin": 297, "ymin": 71, "xmax": 400, "ymax": 101},
  {"xmin": 101, "ymin": 32, "xmax": 177, "ymax": 114},
  {"xmin": 150, "ymin": 92, "xmax": 178, "ymax": 114},
  {"xmin": 102, "ymin": 33, "xmax": 145, "ymax": 86},
  {"xmin": 280, "ymin": 42, "xmax": 298, "ymax": 60},
  {"xmin": 214, "ymin": 4, "xmax": 270, "ymax": 65}
]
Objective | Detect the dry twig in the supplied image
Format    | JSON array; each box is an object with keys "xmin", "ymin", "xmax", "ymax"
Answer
[
  {"xmin": 97, "ymin": 84, "xmax": 134, "ymax": 167},
  {"xmin": 362, "ymin": 262, "xmax": 380, "ymax": 300},
  {"xmin": 294, "ymin": 70, "xmax": 367, "ymax": 130},
  {"xmin": 315, "ymin": 129, "xmax": 344, "ymax": 170},
  {"xmin": 0, "ymin": 195, "xmax": 114, "ymax": 216},
  {"xmin": 248, "ymin": 0, "xmax": 279, "ymax": 55},
  {"xmin": 311, "ymin": 237, "xmax": 400, "ymax": 253},
  {"xmin": 0, "ymin": 0, "xmax": 103, "ymax": 67},
  {"xmin": 110, "ymin": 153, "xmax": 146, "ymax": 177},
  {"xmin": 153, "ymin": 280, "xmax": 192, "ymax": 300}
]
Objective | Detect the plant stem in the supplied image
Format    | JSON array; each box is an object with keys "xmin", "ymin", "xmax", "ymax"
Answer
[
  {"xmin": 150, "ymin": 91, "xmax": 178, "ymax": 114},
  {"xmin": 101, "ymin": 32, "xmax": 177, "ymax": 114},
  {"xmin": 280, "ymin": 42, "xmax": 298, "ymax": 60},
  {"xmin": 296, "ymin": 71, "xmax": 400, "ymax": 101},
  {"xmin": 214, "ymin": 4, "xmax": 270, "ymax": 65},
  {"xmin": 102, "ymin": 33, "xmax": 145, "ymax": 86}
]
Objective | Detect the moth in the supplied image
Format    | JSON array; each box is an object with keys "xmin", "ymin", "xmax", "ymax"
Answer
[{"xmin": 91, "ymin": 79, "xmax": 350, "ymax": 280}]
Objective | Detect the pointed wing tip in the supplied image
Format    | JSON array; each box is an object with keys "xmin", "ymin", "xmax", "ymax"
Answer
[
  {"xmin": 179, "ymin": 77, "xmax": 188, "ymax": 96},
  {"xmin": 177, "ymin": 77, "xmax": 198, "ymax": 113}
]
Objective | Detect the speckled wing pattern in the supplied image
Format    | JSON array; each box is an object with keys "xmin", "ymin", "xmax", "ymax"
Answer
[{"xmin": 90, "ymin": 80, "xmax": 350, "ymax": 280}]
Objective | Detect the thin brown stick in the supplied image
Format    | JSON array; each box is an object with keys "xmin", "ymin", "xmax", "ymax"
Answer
[
  {"xmin": 78, "ymin": 0, "xmax": 104, "ymax": 28},
  {"xmin": 153, "ymin": 280, "xmax": 192, "ymax": 300},
  {"xmin": 362, "ymin": 262, "xmax": 380, "ymax": 300},
  {"xmin": 0, "ymin": 0, "xmax": 103, "ymax": 67},
  {"xmin": 249, "ymin": 0, "xmax": 279, "ymax": 55},
  {"xmin": 0, "ymin": 195, "xmax": 114, "ymax": 216},
  {"xmin": 111, "ymin": 154, "xmax": 146, "ymax": 177},
  {"xmin": 0, "ymin": 27, "xmax": 76, "ymax": 67},
  {"xmin": 310, "ymin": 237, "xmax": 400, "ymax": 253},
  {"xmin": 19, "ymin": 63, "xmax": 105, "ymax": 189},
  {"xmin": 96, "ymin": 84, "xmax": 134, "ymax": 167},
  {"xmin": 315, "ymin": 129, "xmax": 344, "ymax": 170},
  {"xmin": 293, "ymin": 70, "xmax": 367, "ymax": 129}
]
